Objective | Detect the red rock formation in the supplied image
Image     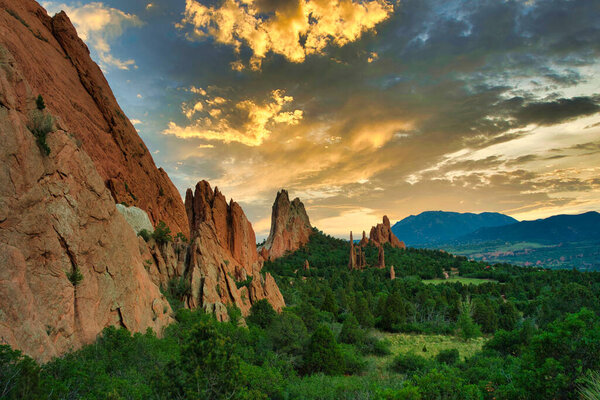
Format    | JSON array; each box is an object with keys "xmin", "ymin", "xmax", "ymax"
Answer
[
  {"xmin": 304, "ymin": 259, "xmax": 310, "ymax": 271},
  {"xmin": 184, "ymin": 181, "xmax": 285, "ymax": 320},
  {"xmin": 0, "ymin": 47, "xmax": 171, "ymax": 361},
  {"xmin": 378, "ymin": 245, "xmax": 385, "ymax": 269},
  {"xmin": 0, "ymin": 0, "xmax": 188, "ymax": 235},
  {"xmin": 260, "ymin": 189, "xmax": 313, "ymax": 260},
  {"xmin": 369, "ymin": 215, "xmax": 406, "ymax": 249},
  {"xmin": 348, "ymin": 231, "xmax": 357, "ymax": 270},
  {"xmin": 390, "ymin": 265, "xmax": 396, "ymax": 280},
  {"xmin": 358, "ymin": 231, "xmax": 369, "ymax": 247}
]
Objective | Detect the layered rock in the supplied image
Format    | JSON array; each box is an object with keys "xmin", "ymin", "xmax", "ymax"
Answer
[
  {"xmin": 369, "ymin": 216, "xmax": 406, "ymax": 249},
  {"xmin": 0, "ymin": 46, "xmax": 171, "ymax": 361},
  {"xmin": 260, "ymin": 189, "xmax": 313, "ymax": 260},
  {"xmin": 183, "ymin": 181, "xmax": 285, "ymax": 320},
  {"xmin": 0, "ymin": 0, "xmax": 188, "ymax": 235}
]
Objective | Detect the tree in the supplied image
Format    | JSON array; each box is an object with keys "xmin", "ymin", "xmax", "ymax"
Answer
[
  {"xmin": 498, "ymin": 301, "xmax": 519, "ymax": 331},
  {"xmin": 303, "ymin": 325, "xmax": 345, "ymax": 375},
  {"xmin": 178, "ymin": 321, "xmax": 246, "ymax": 399},
  {"xmin": 36, "ymin": 94, "xmax": 45, "ymax": 110},
  {"xmin": 152, "ymin": 221, "xmax": 172, "ymax": 245},
  {"xmin": 0, "ymin": 345, "xmax": 42, "ymax": 399},
  {"xmin": 353, "ymin": 296, "xmax": 375, "ymax": 328},
  {"xmin": 456, "ymin": 298, "xmax": 481, "ymax": 341},
  {"xmin": 247, "ymin": 299, "xmax": 277, "ymax": 328},
  {"xmin": 268, "ymin": 311, "xmax": 308, "ymax": 357},
  {"xmin": 377, "ymin": 293, "xmax": 406, "ymax": 331},
  {"xmin": 339, "ymin": 314, "xmax": 365, "ymax": 345},
  {"xmin": 472, "ymin": 298, "xmax": 497, "ymax": 333},
  {"xmin": 321, "ymin": 288, "xmax": 338, "ymax": 315}
]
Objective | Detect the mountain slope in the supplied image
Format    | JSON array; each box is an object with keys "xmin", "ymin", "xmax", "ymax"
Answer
[
  {"xmin": 459, "ymin": 211, "xmax": 600, "ymax": 244},
  {"xmin": 391, "ymin": 211, "xmax": 517, "ymax": 246}
]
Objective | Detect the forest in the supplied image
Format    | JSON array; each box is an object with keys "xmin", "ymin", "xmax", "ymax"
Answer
[{"xmin": 2, "ymin": 229, "xmax": 600, "ymax": 399}]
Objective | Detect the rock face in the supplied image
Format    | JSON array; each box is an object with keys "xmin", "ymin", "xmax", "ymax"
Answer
[
  {"xmin": 116, "ymin": 204, "xmax": 154, "ymax": 234},
  {"xmin": 260, "ymin": 189, "xmax": 312, "ymax": 260},
  {"xmin": 369, "ymin": 216, "xmax": 406, "ymax": 249},
  {"xmin": 348, "ymin": 231, "xmax": 366, "ymax": 270},
  {"xmin": 0, "ymin": 44, "xmax": 172, "ymax": 361},
  {"xmin": 0, "ymin": 0, "xmax": 188, "ymax": 236},
  {"xmin": 390, "ymin": 266, "xmax": 395, "ymax": 280},
  {"xmin": 359, "ymin": 231, "xmax": 369, "ymax": 247},
  {"xmin": 184, "ymin": 181, "xmax": 285, "ymax": 320},
  {"xmin": 378, "ymin": 245, "xmax": 385, "ymax": 269}
]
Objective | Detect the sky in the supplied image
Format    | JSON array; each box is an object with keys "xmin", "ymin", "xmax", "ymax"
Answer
[{"xmin": 41, "ymin": 0, "xmax": 600, "ymax": 239}]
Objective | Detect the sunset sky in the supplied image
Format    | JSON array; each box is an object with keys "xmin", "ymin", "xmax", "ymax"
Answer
[{"xmin": 41, "ymin": 0, "xmax": 600, "ymax": 238}]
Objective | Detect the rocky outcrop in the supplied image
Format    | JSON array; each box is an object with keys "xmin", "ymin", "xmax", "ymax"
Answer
[
  {"xmin": 0, "ymin": 0, "xmax": 188, "ymax": 235},
  {"xmin": 117, "ymin": 204, "xmax": 154, "ymax": 234},
  {"xmin": 183, "ymin": 181, "xmax": 285, "ymax": 321},
  {"xmin": 378, "ymin": 245, "xmax": 385, "ymax": 269},
  {"xmin": 369, "ymin": 216, "xmax": 406, "ymax": 249},
  {"xmin": 260, "ymin": 189, "xmax": 312, "ymax": 260},
  {"xmin": 359, "ymin": 231, "xmax": 369, "ymax": 247},
  {"xmin": 348, "ymin": 231, "xmax": 366, "ymax": 270},
  {"xmin": 390, "ymin": 266, "xmax": 395, "ymax": 280},
  {"xmin": 0, "ymin": 45, "xmax": 171, "ymax": 361},
  {"xmin": 303, "ymin": 259, "xmax": 310, "ymax": 271}
]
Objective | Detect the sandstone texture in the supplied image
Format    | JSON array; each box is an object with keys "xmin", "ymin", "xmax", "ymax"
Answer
[
  {"xmin": 260, "ymin": 189, "xmax": 313, "ymax": 260},
  {"xmin": 390, "ymin": 265, "xmax": 395, "ymax": 280},
  {"xmin": 184, "ymin": 181, "xmax": 285, "ymax": 321},
  {"xmin": 369, "ymin": 216, "xmax": 406, "ymax": 249},
  {"xmin": 116, "ymin": 204, "xmax": 154, "ymax": 234},
  {"xmin": 0, "ymin": 44, "xmax": 171, "ymax": 362},
  {"xmin": 0, "ymin": 0, "xmax": 188, "ymax": 235}
]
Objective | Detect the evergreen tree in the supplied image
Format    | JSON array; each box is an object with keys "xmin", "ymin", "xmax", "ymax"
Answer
[{"xmin": 303, "ymin": 325, "xmax": 345, "ymax": 375}]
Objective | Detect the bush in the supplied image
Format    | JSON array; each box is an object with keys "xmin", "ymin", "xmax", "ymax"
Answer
[
  {"xmin": 36, "ymin": 94, "xmax": 45, "ymax": 110},
  {"xmin": 175, "ymin": 232, "xmax": 188, "ymax": 243},
  {"xmin": 28, "ymin": 109, "xmax": 54, "ymax": 155},
  {"xmin": 340, "ymin": 344, "xmax": 367, "ymax": 374},
  {"xmin": 138, "ymin": 229, "xmax": 152, "ymax": 242},
  {"xmin": 247, "ymin": 299, "xmax": 277, "ymax": 329},
  {"xmin": 303, "ymin": 325, "xmax": 345, "ymax": 375},
  {"xmin": 66, "ymin": 266, "xmax": 83, "ymax": 286},
  {"xmin": 268, "ymin": 311, "xmax": 308, "ymax": 357},
  {"xmin": 436, "ymin": 349, "xmax": 460, "ymax": 365},
  {"xmin": 0, "ymin": 345, "xmax": 42, "ymax": 399},
  {"xmin": 339, "ymin": 314, "xmax": 365, "ymax": 345},
  {"xmin": 152, "ymin": 221, "xmax": 172, "ymax": 245},
  {"xmin": 391, "ymin": 352, "xmax": 430, "ymax": 374}
]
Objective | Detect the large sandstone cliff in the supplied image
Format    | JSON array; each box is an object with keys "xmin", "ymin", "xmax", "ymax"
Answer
[
  {"xmin": 0, "ymin": 45, "xmax": 171, "ymax": 362},
  {"xmin": 183, "ymin": 181, "xmax": 285, "ymax": 320},
  {"xmin": 0, "ymin": 0, "xmax": 188, "ymax": 235},
  {"xmin": 260, "ymin": 189, "xmax": 313, "ymax": 260}
]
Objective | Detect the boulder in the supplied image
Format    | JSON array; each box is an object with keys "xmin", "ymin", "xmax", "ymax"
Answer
[{"xmin": 116, "ymin": 204, "xmax": 154, "ymax": 234}]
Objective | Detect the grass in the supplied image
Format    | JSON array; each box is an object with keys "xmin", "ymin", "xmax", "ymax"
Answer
[
  {"xmin": 365, "ymin": 331, "xmax": 487, "ymax": 376},
  {"xmin": 422, "ymin": 277, "xmax": 497, "ymax": 285}
]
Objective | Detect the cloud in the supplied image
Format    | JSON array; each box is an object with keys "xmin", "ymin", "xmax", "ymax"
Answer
[
  {"xmin": 42, "ymin": 1, "xmax": 143, "ymax": 71},
  {"xmin": 178, "ymin": 0, "xmax": 394, "ymax": 69},
  {"xmin": 163, "ymin": 89, "xmax": 303, "ymax": 146}
]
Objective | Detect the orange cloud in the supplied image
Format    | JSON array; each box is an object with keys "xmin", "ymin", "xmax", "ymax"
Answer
[
  {"xmin": 179, "ymin": 0, "xmax": 394, "ymax": 69},
  {"xmin": 163, "ymin": 89, "xmax": 303, "ymax": 146}
]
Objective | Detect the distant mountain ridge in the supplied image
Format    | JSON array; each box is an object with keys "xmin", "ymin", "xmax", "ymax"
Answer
[
  {"xmin": 459, "ymin": 211, "xmax": 600, "ymax": 244},
  {"xmin": 391, "ymin": 211, "xmax": 518, "ymax": 246}
]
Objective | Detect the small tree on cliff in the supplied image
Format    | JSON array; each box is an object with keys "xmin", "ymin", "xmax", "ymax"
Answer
[{"xmin": 152, "ymin": 221, "xmax": 172, "ymax": 245}]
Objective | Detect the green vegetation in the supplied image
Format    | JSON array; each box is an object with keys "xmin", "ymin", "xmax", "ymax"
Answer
[
  {"xmin": 137, "ymin": 221, "xmax": 173, "ymax": 245},
  {"xmin": 2, "ymin": 230, "xmax": 599, "ymax": 399},
  {"xmin": 423, "ymin": 277, "xmax": 496, "ymax": 285},
  {"xmin": 36, "ymin": 94, "xmax": 45, "ymax": 110},
  {"xmin": 6, "ymin": 9, "xmax": 30, "ymax": 28},
  {"xmin": 27, "ymin": 108, "xmax": 54, "ymax": 156},
  {"xmin": 66, "ymin": 266, "xmax": 83, "ymax": 286}
]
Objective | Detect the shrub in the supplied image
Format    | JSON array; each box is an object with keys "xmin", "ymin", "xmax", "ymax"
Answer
[
  {"xmin": 579, "ymin": 370, "xmax": 600, "ymax": 400},
  {"xmin": 268, "ymin": 311, "xmax": 308, "ymax": 357},
  {"xmin": 391, "ymin": 352, "xmax": 430, "ymax": 374},
  {"xmin": 175, "ymin": 232, "xmax": 188, "ymax": 243},
  {"xmin": 0, "ymin": 345, "xmax": 42, "ymax": 399},
  {"xmin": 247, "ymin": 299, "xmax": 277, "ymax": 329},
  {"xmin": 436, "ymin": 349, "xmax": 460, "ymax": 365},
  {"xmin": 339, "ymin": 314, "xmax": 365, "ymax": 345},
  {"xmin": 303, "ymin": 325, "xmax": 345, "ymax": 375},
  {"xmin": 138, "ymin": 229, "xmax": 152, "ymax": 242},
  {"xmin": 152, "ymin": 221, "xmax": 172, "ymax": 245},
  {"xmin": 36, "ymin": 94, "xmax": 45, "ymax": 110},
  {"xmin": 66, "ymin": 266, "xmax": 83, "ymax": 286},
  {"xmin": 340, "ymin": 344, "xmax": 367, "ymax": 374},
  {"xmin": 28, "ymin": 110, "xmax": 54, "ymax": 155}
]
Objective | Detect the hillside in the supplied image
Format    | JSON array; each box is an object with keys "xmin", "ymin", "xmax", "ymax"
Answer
[
  {"xmin": 391, "ymin": 211, "xmax": 517, "ymax": 246},
  {"xmin": 459, "ymin": 211, "xmax": 600, "ymax": 243}
]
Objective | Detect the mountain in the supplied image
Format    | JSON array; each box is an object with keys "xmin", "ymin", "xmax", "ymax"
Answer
[
  {"xmin": 459, "ymin": 211, "xmax": 600, "ymax": 244},
  {"xmin": 0, "ymin": 0, "xmax": 284, "ymax": 361},
  {"xmin": 259, "ymin": 189, "xmax": 313, "ymax": 260},
  {"xmin": 391, "ymin": 211, "xmax": 518, "ymax": 246}
]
